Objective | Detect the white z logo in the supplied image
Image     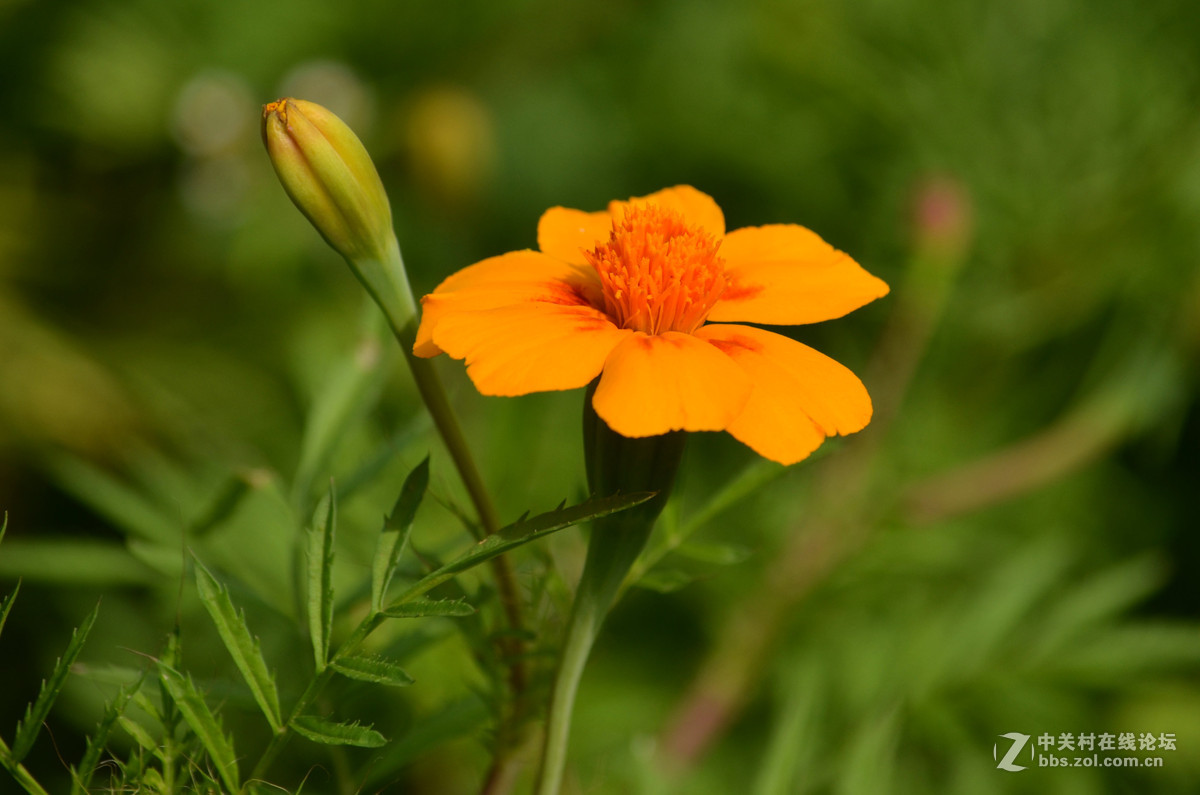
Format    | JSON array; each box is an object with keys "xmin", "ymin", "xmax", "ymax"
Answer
[{"xmin": 994, "ymin": 732, "xmax": 1031, "ymax": 772}]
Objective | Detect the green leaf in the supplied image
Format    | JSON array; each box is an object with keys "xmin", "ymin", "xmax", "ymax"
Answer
[
  {"xmin": 675, "ymin": 541, "xmax": 753, "ymax": 566},
  {"xmin": 330, "ymin": 654, "xmax": 415, "ymax": 687},
  {"xmin": 194, "ymin": 562, "xmax": 283, "ymax": 731},
  {"xmin": 155, "ymin": 662, "xmax": 239, "ymax": 793},
  {"xmin": 0, "ymin": 580, "xmax": 18, "ymax": 641},
  {"xmin": 292, "ymin": 715, "xmax": 386, "ymax": 748},
  {"xmin": 0, "ymin": 539, "xmax": 159, "ymax": 586},
  {"xmin": 388, "ymin": 492, "xmax": 653, "ymax": 608},
  {"xmin": 308, "ymin": 485, "xmax": 337, "ymax": 670},
  {"xmin": 11, "ymin": 602, "xmax": 99, "ymax": 762},
  {"xmin": 292, "ymin": 317, "xmax": 392, "ymax": 506},
  {"xmin": 381, "ymin": 597, "xmax": 475, "ymax": 618},
  {"xmin": 72, "ymin": 673, "xmax": 145, "ymax": 795},
  {"xmin": 0, "ymin": 511, "xmax": 7, "ymax": 545},
  {"xmin": 372, "ymin": 457, "xmax": 429, "ymax": 613},
  {"xmin": 116, "ymin": 716, "xmax": 157, "ymax": 752},
  {"xmin": 43, "ymin": 455, "xmax": 175, "ymax": 544},
  {"xmin": 635, "ymin": 568, "xmax": 697, "ymax": 593}
]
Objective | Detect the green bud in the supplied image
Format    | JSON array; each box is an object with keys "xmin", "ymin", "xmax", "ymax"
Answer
[{"xmin": 262, "ymin": 98, "xmax": 393, "ymax": 263}]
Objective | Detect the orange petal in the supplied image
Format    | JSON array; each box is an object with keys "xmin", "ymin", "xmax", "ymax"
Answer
[
  {"xmin": 615, "ymin": 185, "xmax": 725, "ymax": 238},
  {"xmin": 707, "ymin": 225, "xmax": 889, "ymax": 325},
  {"xmin": 537, "ymin": 207, "xmax": 614, "ymax": 265},
  {"xmin": 696, "ymin": 324, "xmax": 872, "ymax": 464},
  {"xmin": 592, "ymin": 332, "xmax": 751, "ymax": 437},
  {"xmin": 431, "ymin": 296, "xmax": 631, "ymax": 397},
  {"xmin": 414, "ymin": 250, "xmax": 600, "ymax": 357}
]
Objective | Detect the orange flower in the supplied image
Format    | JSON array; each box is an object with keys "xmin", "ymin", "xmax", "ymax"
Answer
[{"xmin": 414, "ymin": 186, "xmax": 889, "ymax": 465}]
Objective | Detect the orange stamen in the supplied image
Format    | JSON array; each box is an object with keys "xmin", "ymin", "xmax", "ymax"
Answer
[{"xmin": 584, "ymin": 204, "xmax": 726, "ymax": 335}]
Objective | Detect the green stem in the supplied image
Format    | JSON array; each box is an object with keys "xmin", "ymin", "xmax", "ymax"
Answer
[
  {"xmin": 0, "ymin": 738, "xmax": 50, "ymax": 795},
  {"xmin": 535, "ymin": 516, "xmax": 653, "ymax": 795},
  {"xmin": 536, "ymin": 397, "xmax": 686, "ymax": 795},
  {"xmin": 350, "ymin": 240, "xmax": 527, "ymax": 688},
  {"xmin": 247, "ymin": 614, "xmax": 384, "ymax": 787}
]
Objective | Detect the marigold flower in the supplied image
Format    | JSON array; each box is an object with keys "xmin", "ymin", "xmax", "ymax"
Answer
[{"xmin": 415, "ymin": 186, "xmax": 889, "ymax": 465}]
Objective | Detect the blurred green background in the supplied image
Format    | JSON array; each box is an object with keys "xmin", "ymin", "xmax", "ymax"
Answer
[{"xmin": 2, "ymin": 0, "xmax": 1199, "ymax": 792}]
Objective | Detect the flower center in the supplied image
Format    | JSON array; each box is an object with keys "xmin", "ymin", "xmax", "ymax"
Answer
[{"xmin": 584, "ymin": 204, "xmax": 727, "ymax": 335}]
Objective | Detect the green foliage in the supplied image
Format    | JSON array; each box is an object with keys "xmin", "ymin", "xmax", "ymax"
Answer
[
  {"xmin": 4, "ymin": 0, "xmax": 1200, "ymax": 792},
  {"xmin": 11, "ymin": 603, "xmax": 100, "ymax": 763},
  {"xmin": 307, "ymin": 485, "xmax": 338, "ymax": 671},
  {"xmin": 194, "ymin": 562, "xmax": 283, "ymax": 731},
  {"xmin": 372, "ymin": 457, "xmax": 429, "ymax": 612},
  {"xmin": 154, "ymin": 662, "xmax": 240, "ymax": 794},
  {"xmin": 292, "ymin": 715, "xmax": 387, "ymax": 748},
  {"xmin": 331, "ymin": 654, "xmax": 416, "ymax": 687}
]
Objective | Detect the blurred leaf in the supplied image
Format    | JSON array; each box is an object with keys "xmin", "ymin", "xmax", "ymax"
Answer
[
  {"xmin": 1047, "ymin": 624, "xmax": 1200, "ymax": 684},
  {"xmin": 292, "ymin": 318, "xmax": 392, "ymax": 506},
  {"xmin": 0, "ymin": 539, "xmax": 159, "ymax": 586},
  {"xmin": 754, "ymin": 660, "xmax": 823, "ymax": 795},
  {"xmin": 194, "ymin": 562, "xmax": 283, "ymax": 731},
  {"xmin": 308, "ymin": 484, "xmax": 337, "ymax": 670},
  {"xmin": 634, "ymin": 568, "xmax": 697, "ymax": 594},
  {"xmin": 381, "ymin": 597, "xmax": 475, "ymax": 618},
  {"xmin": 674, "ymin": 541, "xmax": 753, "ymax": 566},
  {"xmin": 154, "ymin": 662, "xmax": 239, "ymax": 794},
  {"xmin": 43, "ymin": 455, "xmax": 176, "ymax": 544},
  {"xmin": 292, "ymin": 715, "xmax": 386, "ymax": 748},
  {"xmin": 836, "ymin": 707, "xmax": 900, "ymax": 795},
  {"xmin": 372, "ymin": 457, "xmax": 428, "ymax": 613},
  {"xmin": 11, "ymin": 601, "xmax": 99, "ymax": 762},
  {"xmin": 0, "ymin": 580, "xmax": 17, "ymax": 640},
  {"xmin": 388, "ymin": 492, "xmax": 653, "ymax": 607},
  {"xmin": 366, "ymin": 696, "xmax": 490, "ymax": 783},
  {"xmin": 125, "ymin": 538, "xmax": 184, "ymax": 580},
  {"xmin": 679, "ymin": 458, "xmax": 788, "ymax": 538},
  {"xmin": 330, "ymin": 654, "xmax": 415, "ymax": 687},
  {"xmin": 1027, "ymin": 554, "xmax": 1165, "ymax": 662}
]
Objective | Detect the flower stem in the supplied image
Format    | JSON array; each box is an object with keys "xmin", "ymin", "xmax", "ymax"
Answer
[
  {"xmin": 535, "ymin": 515, "xmax": 653, "ymax": 795},
  {"xmin": 536, "ymin": 398, "xmax": 686, "ymax": 795},
  {"xmin": 349, "ymin": 238, "xmax": 530, "ymax": 777}
]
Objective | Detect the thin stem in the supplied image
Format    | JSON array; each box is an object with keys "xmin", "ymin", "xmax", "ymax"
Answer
[
  {"xmin": 535, "ymin": 587, "xmax": 603, "ymax": 795},
  {"xmin": 351, "ymin": 240, "xmax": 531, "ymax": 708},
  {"xmin": 535, "ymin": 514, "xmax": 657, "ymax": 795}
]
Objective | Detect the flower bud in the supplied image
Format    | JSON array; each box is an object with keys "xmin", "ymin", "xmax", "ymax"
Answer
[{"xmin": 262, "ymin": 98, "xmax": 393, "ymax": 262}]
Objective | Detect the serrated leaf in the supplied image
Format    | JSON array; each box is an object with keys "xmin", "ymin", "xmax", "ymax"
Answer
[
  {"xmin": 155, "ymin": 663, "xmax": 239, "ymax": 793},
  {"xmin": 387, "ymin": 492, "xmax": 653, "ymax": 608},
  {"xmin": 330, "ymin": 654, "xmax": 415, "ymax": 686},
  {"xmin": 11, "ymin": 602, "xmax": 99, "ymax": 762},
  {"xmin": 0, "ymin": 735, "xmax": 51, "ymax": 795},
  {"xmin": 117, "ymin": 716, "xmax": 157, "ymax": 752},
  {"xmin": 381, "ymin": 598, "xmax": 475, "ymax": 618},
  {"xmin": 194, "ymin": 563, "xmax": 282, "ymax": 731},
  {"xmin": 292, "ymin": 715, "xmax": 386, "ymax": 748},
  {"xmin": 0, "ymin": 580, "xmax": 19, "ymax": 641},
  {"xmin": 308, "ymin": 485, "xmax": 337, "ymax": 670},
  {"xmin": 372, "ymin": 457, "xmax": 429, "ymax": 613},
  {"xmin": 72, "ymin": 673, "xmax": 145, "ymax": 795}
]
